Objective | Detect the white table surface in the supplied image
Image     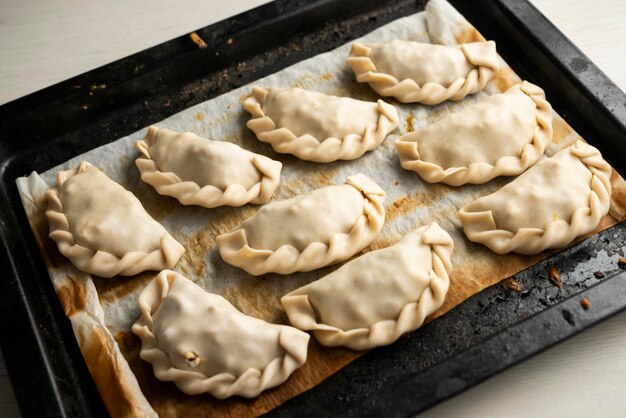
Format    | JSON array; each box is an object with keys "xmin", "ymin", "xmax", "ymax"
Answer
[{"xmin": 1, "ymin": 1, "xmax": 625, "ymax": 416}]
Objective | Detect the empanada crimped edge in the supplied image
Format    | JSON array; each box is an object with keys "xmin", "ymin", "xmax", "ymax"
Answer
[
  {"xmin": 281, "ymin": 222, "xmax": 454, "ymax": 351},
  {"xmin": 242, "ymin": 87, "xmax": 399, "ymax": 163},
  {"xmin": 395, "ymin": 81, "xmax": 553, "ymax": 186},
  {"xmin": 135, "ymin": 126, "xmax": 283, "ymax": 208},
  {"xmin": 45, "ymin": 161, "xmax": 185, "ymax": 277},
  {"xmin": 131, "ymin": 270, "xmax": 309, "ymax": 399},
  {"xmin": 346, "ymin": 41, "xmax": 499, "ymax": 105},
  {"xmin": 458, "ymin": 140, "xmax": 612, "ymax": 254},
  {"xmin": 216, "ymin": 173, "xmax": 386, "ymax": 275}
]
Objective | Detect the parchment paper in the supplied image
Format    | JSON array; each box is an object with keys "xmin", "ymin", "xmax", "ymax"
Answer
[{"xmin": 15, "ymin": 0, "xmax": 626, "ymax": 416}]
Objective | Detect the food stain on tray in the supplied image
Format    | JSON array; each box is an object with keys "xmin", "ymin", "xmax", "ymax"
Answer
[
  {"xmin": 273, "ymin": 166, "xmax": 339, "ymax": 199},
  {"xmin": 222, "ymin": 279, "xmax": 289, "ymax": 323},
  {"xmin": 366, "ymin": 235, "xmax": 401, "ymax": 252},
  {"xmin": 455, "ymin": 26, "xmax": 485, "ymax": 44},
  {"xmin": 425, "ymin": 104, "xmax": 453, "ymax": 125},
  {"xmin": 115, "ymin": 331, "xmax": 141, "ymax": 353},
  {"xmin": 37, "ymin": 225, "xmax": 67, "ymax": 268},
  {"xmin": 141, "ymin": 194, "xmax": 181, "ymax": 223},
  {"xmin": 56, "ymin": 276, "xmax": 88, "ymax": 316},
  {"xmin": 176, "ymin": 230, "xmax": 212, "ymax": 278},
  {"xmin": 489, "ymin": 66, "xmax": 521, "ymax": 93},
  {"xmin": 386, "ymin": 193, "xmax": 428, "ymax": 221},
  {"xmin": 549, "ymin": 115, "xmax": 577, "ymax": 145},
  {"xmin": 405, "ymin": 114, "xmax": 415, "ymax": 132},
  {"xmin": 95, "ymin": 271, "xmax": 155, "ymax": 305},
  {"xmin": 82, "ymin": 327, "xmax": 143, "ymax": 418},
  {"xmin": 385, "ymin": 185, "xmax": 452, "ymax": 221}
]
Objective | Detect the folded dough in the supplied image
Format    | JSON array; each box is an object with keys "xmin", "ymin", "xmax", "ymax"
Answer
[
  {"xmin": 216, "ymin": 173, "xmax": 386, "ymax": 275},
  {"xmin": 45, "ymin": 161, "xmax": 185, "ymax": 278},
  {"xmin": 135, "ymin": 126, "xmax": 282, "ymax": 208},
  {"xmin": 459, "ymin": 140, "xmax": 612, "ymax": 254},
  {"xmin": 242, "ymin": 87, "xmax": 398, "ymax": 162},
  {"xmin": 132, "ymin": 270, "xmax": 309, "ymax": 398},
  {"xmin": 346, "ymin": 40, "xmax": 499, "ymax": 105},
  {"xmin": 395, "ymin": 81, "xmax": 553, "ymax": 186},
  {"xmin": 281, "ymin": 222, "xmax": 453, "ymax": 350}
]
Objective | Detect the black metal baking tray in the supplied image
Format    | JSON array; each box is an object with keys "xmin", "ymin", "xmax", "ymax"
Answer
[{"xmin": 0, "ymin": 0, "xmax": 625, "ymax": 417}]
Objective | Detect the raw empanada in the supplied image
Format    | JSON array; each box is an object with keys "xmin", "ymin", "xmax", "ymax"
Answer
[
  {"xmin": 217, "ymin": 173, "xmax": 386, "ymax": 275},
  {"xmin": 45, "ymin": 161, "xmax": 185, "ymax": 277},
  {"xmin": 395, "ymin": 81, "xmax": 553, "ymax": 186},
  {"xmin": 135, "ymin": 126, "xmax": 282, "ymax": 207},
  {"xmin": 132, "ymin": 270, "xmax": 309, "ymax": 398},
  {"xmin": 282, "ymin": 222, "xmax": 453, "ymax": 350},
  {"xmin": 242, "ymin": 87, "xmax": 398, "ymax": 162},
  {"xmin": 346, "ymin": 40, "xmax": 499, "ymax": 105},
  {"xmin": 459, "ymin": 141, "xmax": 612, "ymax": 254}
]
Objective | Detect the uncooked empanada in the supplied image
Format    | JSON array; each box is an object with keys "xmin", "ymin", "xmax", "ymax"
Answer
[
  {"xmin": 459, "ymin": 141, "xmax": 612, "ymax": 254},
  {"xmin": 346, "ymin": 40, "xmax": 499, "ymax": 105},
  {"xmin": 217, "ymin": 173, "xmax": 385, "ymax": 275},
  {"xmin": 135, "ymin": 126, "xmax": 282, "ymax": 207},
  {"xmin": 282, "ymin": 222, "xmax": 453, "ymax": 350},
  {"xmin": 395, "ymin": 81, "xmax": 553, "ymax": 186},
  {"xmin": 242, "ymin": 87, "xmax": 398, "ymax": 162},
  {"xmin": 45, "ymin": 161, "xmax": 185, "ymax": 277},
  {"xmin": 132, "ymin": 270, "xmax": 309, "ymax": 398}
]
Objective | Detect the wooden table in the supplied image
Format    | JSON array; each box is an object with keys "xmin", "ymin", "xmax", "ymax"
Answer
[{"xmin": 1, "ymin": 1, "xmax": 625, "ymax": 416}]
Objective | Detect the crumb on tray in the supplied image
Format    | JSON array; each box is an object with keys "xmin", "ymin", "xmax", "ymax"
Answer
[
  {"xmin": 548, "ymin": 264, "xmax": 561, "ymax": 288},
  {"xmin": 580, "ymin": 298, "xmax": 592, "ymax": 311},
  {"xmin": 505, "ymin": 277, "xmax": 523, "ymax": 293},
  {"xmin": 190, "ymin": 32, "xmax": 207, "ymax": 49}
]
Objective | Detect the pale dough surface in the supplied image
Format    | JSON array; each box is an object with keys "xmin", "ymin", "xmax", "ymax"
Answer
[
  {"xmin": 61, "ymin": 166, "xmax": 166, "ymax": 257},
  {"xmin": 244, "ymin": 184, "xmax": 364, "ymax": 252},
  {"xmin": 346, "ymin": 39, "xmax": 499, "ymax": 104},
  {"xmin": 132, "ymin": 270, "xmax": 309, "ymax": 398},
  {"xmin": 369, "ymin": 40, "xmax": 473, "ymax": 87},
  {"xmin": 417, "ymin": 88, "xmax": 536, "ymax": 168},
  {"xmin": 261, "ymin": 87, "xmax": 380, "ymax": 140},
  {"xmin": 243, "ymin": 86, "xmax": 399, "ymax": 162},
  {"xmin": 282, "ymin": 222, "xmax": 453, "ymax": 350},
  {"xmin": 216, "ymin": 173, "xmax": 386, "ymax": 275},
  {"xmin": 45, "ymin": 161, "xmax": 185, "ymax": 278},
  {"xmin": 135, "ymin": 126, "xmax": 282, "ymax": 207},
  {"xmin": 395, "ymin": 81, "xmax": 553, "ymax": 186},
  {"xmin": 147, "ymin": 128, "xmax": 261, "ymax": 189},
  {"xmin": 460, "ymin": 141, "xmax": 612, "ymax": 254}
]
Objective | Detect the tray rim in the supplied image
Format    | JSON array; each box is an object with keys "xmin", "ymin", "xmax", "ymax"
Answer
[{"xmin": 1, "ymin": 0, "xmax": 625, "ymax": 416}]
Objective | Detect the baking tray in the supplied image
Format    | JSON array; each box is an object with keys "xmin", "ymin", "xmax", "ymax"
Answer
[{"xmin": 0, "ymin": 0, "xmax": 625, "ymax": 416}]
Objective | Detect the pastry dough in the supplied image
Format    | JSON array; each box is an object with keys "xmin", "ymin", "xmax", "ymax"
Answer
[
  {"xmin": 216, "ymin": 173, "xmax": 386, "ymax": 275},
  {"xmin": 45, "ymin": 161, "xmax": 184, "ymax": 278},
  {"xmin": 135, "ymin": 126, "xmax": 282, "ymax": 207},
  {"xmin": 459, "ymin": 141, "xmax": 612, "ymax": 254},
  {"xmin": 346, "ymin": 40, "xmax": 499, "ymax": 105},
  {"xmin": 242, "ymin": 87, "xmax": 398, "ymax": 162},
  {"xmin": 132, "ymin": 270, "xmax": 309, "ymax": 398},
  {"xmin": 395, "ymin": 81, "xmax": 553, "ymax": 186},
  {"xmin": 282, "ymin": 222, "xmax": 453, "ymax": 350}
]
